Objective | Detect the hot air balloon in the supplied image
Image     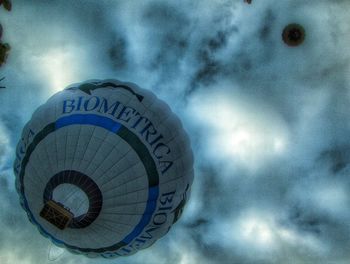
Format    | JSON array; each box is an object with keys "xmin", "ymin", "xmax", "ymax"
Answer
[
  {"xmin": 282, "ymin": 23, "xmax": 305, "ymax": 47},
  {"xmin": 0, "ymin": 42, "xmax": 10, "ymax": 66},
  {"xmin": 0, "ymin": 0, "xmax": 12, "ymax": 11},
  {"xmin": 0, "ymin": 0, "xmax": 12, "ymax": 67},
  {"xmin": 0, "ymin": 77, "xmax": 5, "ymax": 88},
  {"xmin": 14, "ymin": 79, "xmax": 194, "ymax": 258}
]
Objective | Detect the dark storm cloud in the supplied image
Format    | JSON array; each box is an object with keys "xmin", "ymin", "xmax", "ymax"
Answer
[
  {"xmin": 258, "ymin": 9, "xmax": 276, "ymax": 42},
  {"xmin": 139, "ymin": 1, "xmax": 191, "ymax": 87},
  {"xmin": 107, "ymin": 36, "xmax": 128, "ymax": 70},
  {"xmin": 317, "ymin": 145, "xmax": 350, "ymax": 173}
]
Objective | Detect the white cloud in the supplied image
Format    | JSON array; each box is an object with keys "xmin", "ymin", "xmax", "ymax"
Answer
[
  {"xmin": 188, "ymin": 86, "xmax": 290, "ymax": 173},
  {"xmin": 33, "ymin": 47, "xmax": 82, "ymax": 94},
  {"xmin": 207, "ymin": 208, "xmax": 329, "ymax": 262},
  {"xmin": 0, "ymin": 121, "xmax": 12, "ymax": 170}
]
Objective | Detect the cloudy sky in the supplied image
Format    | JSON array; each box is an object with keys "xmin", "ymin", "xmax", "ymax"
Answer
[{"xmin": 1, "ymin": 0, "xmax": 350, "ymax": 263}]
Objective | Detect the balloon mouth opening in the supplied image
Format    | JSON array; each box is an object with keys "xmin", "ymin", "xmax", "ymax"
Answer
[
  {"xmin": 282, "ymin": 24, "xmax": 305, "ymax": 46},
  {"xmin": 52, "ymin": 183, "xmax": 90, "ymax": 217},
  {"xmin": 42, "ymin": 170, "xmax": 103, "ymax": 229},
  {"xmin": 2, "ymin": 0, "xmax": 12, "ymax": 11}
]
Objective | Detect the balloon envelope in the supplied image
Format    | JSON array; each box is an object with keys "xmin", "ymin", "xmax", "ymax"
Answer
[
  {"xmin": 0, "ymin": 43, "xmax": 10, "ymax": 67},
  {"xmin": 2, "ymin": 0, "xmax": 12, "ymax": 11},
  {"xmin": 282, "ymin": 23, "xmax": 305, "ymax": 47},
  {"xmin": 14, "ymin": 79, "xmax": 194, "ymax": 258}
]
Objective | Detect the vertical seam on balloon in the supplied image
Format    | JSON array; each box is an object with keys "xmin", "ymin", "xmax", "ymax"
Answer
[
  {"xmin": 96, "ymin": 148, "xmax": 134, "ymax": 188},
  {"xmin": 83, "ymin": 123, "xmax": 111, "ymax": 181},
  {"xmin": 98, "ymin": 158, "xmax": 143, "ymax": 190},
  {"xmin": 28, "ymin": 146, "xmax": 46, "ymax": 187},
  {"xmin": 91, "ymin": 136, "xmax": 122, "ymax": 184}
]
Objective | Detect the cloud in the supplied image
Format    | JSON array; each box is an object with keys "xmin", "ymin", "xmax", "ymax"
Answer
[{"xmin": 187, "ymin": 85, "xmax": 290, "ymax": 174}]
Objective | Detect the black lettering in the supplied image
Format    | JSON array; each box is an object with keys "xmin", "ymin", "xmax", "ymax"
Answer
[
  {"xmin": 62, "ymin": 99, "xmax": 75, "ymax": 114},
  {"xmin": 140, "ymin": 226, "xmax": 160, "ymax": 240},
  {"xmin": 149, "ymin": 135, "xmax": 163, "ymax": 146},
  {"xmin": 140, "ymin": 122, "xmax": 158, "ymax": 144},
  {"xmin": 25, "ymin": 129, "xmax": 35, "ymax": 146},
  {"xmin": 153, "ymin": 143, "xmax": 170, "ymax": 159},
  {"xmin": 76, "ymin": 96, "xmax": 83, "ymax": 111},
  {"xmin": 98, "ymin": 98, "xmax": 120, "ymax": 115},
  {"xmin": 116, "ymin": 106, "xmax": 136, "ymax": 122},
  {"xmin": 131, "ymin": 114, "xmax": 149, "ymax": 129},
  {"xmin": 153, "ymin": 212, "xmax": 167, "ymax": 225},
  {"xmin": 84, "ymin": 96, "xmax": 100, "ymax": 111},
  {"xmin": 159, "ymin": 191, "xmax": 175, "ymax": 206},
  {"xmin": 159, "ymin": 160, "xmax": 173, "ymax": 174}
]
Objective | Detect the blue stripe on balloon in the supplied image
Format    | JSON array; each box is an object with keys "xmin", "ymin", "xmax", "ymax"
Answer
[
  {"xmin": 55, "ymin": 114, "xmax": 121, "ymax": 133},
  {"xmin": 122, "ymin": 186, "xmax": 159, "ymax": 244}
]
